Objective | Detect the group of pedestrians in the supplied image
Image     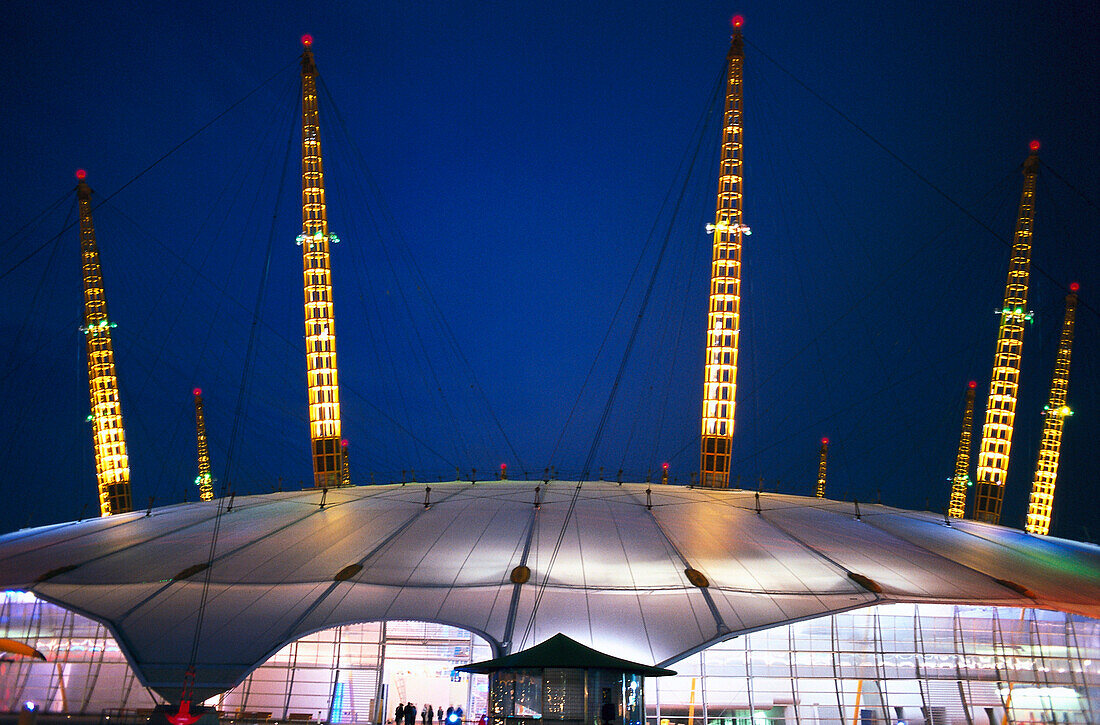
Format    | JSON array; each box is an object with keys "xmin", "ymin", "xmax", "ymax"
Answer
[{"xmin": 393, "ymin": 703, "xmax": 465, "ymax": 725}]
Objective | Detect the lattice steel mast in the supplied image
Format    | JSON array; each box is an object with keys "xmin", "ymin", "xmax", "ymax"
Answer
[
  {"xmin": 340, "ymin": 439, "xmax": 350, "ymax": 487},
  {"xmin": 947, "ymin": 381, "xmax": 977, "ymax": 519},
  {"xmin": 193, "ymin": 388, "xmax": 214, "ymax": 501},
  {"xmin": 814, "ymin": 438, "xmax": 828, "ymax": 498},
  {"xmin": 1025, "ymin": 284, "xmax": 1078, "ymax": 535},
  {"xmin": 973, "ymin": 141, "xmax": 1040, "ymax": 524},
  {"xmin": 699, "ymin": 16, "xmax": 748, "ymax": 488},
  {"xmin": 298, "ymin": 35, "xmax": 344, "ymax": 488},
  {"xmin": 76, "ymin": 170, "xmax": 132, "ymax": 516}
]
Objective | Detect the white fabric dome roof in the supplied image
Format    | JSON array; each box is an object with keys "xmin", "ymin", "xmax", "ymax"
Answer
[{"xmin": 1, "ymin": 481, "xmax": 1097, "ymax": 700}]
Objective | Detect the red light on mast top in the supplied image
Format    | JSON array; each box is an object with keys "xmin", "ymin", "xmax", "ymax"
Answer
[
  {"xmin": 968, "ymin": 381, "xmax": 977, "ymax": 389},
  {"xmin": 662, "ymin": 462, "xmax": 669, "ymax": 470},
  {"xmin": 1070, "ymin": 282, "xmax": 1080, "ymax": 292},
  {"xmin": 821, "ymin": 437, "xmax": 829, "ymax": 446},
  {"xmin": 341, "ymin": 439, "xmax": 349, "ymax": 448},
  {"xmin": 75, "ymin": 169, "xmax": 87, "ymax": 180},
  {"xmin": 731, "ymin": 14, "xmax": 744, "ymax": 29},
  {"xmin": 301, "ymin": 34, "xmax": 313, "ymax": 47},
  {"xmin": 1029, "ymin": 139, "xmax": 1040, "ymax": 152},
  {"xmin": 193, "ymin": 387, "xmax": 202, "ymax": 396}
]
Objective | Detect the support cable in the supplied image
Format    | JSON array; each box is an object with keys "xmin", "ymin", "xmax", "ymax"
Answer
[
  {"xmin": 520, "ymin": 63, "xmax": 724, "ymax": 649},
  {"xmin": 745, "ymin": 38, "xmax": 1099, "ymax": 321},
  {"xmin": 0, "ymin": 190, "xmax": 71, "ymax": 265},
  {"xmin": 546, "ymin": 65, "xmax": 726, "ymax": 470},
  {"xmin": 318, "ymin": 77, "xmax": 516, "ymax": 471},
  {"xmin": 185, "ymin": 101, "xmax": 296, "ymax": 684},
  {"xmin": 0, "ymin": 60, "xmax": 297, "ymax": 285}
]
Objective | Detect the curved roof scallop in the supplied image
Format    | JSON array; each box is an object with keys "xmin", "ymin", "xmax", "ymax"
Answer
[{"xmin": 0, "ymin": 481, "xmax": 1097, "ymax": 699}]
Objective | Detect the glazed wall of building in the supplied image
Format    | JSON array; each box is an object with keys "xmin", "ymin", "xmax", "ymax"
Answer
[{"xmin": 0, "ymin": 592, "xmax": 1096, "ymax": 724}]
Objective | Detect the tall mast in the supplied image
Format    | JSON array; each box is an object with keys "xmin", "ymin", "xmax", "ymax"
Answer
[
  {"xmin": 298, "ymin": 34, "xmax": 344, "ymax": 488},
  {"xmin": 699, "ymin": 15, "xmax": 747, "ymax": 488},
  {"xmin": 814, "ymin": 438, "xmax": 828, "ymax": 498},
  {"xmin": 1025, "ymin": 285, "xmax": 1078, "ymax": 535},
  {"xmin": 973, "ymin": 141, "xmax": 1040, "ymax": 524},
  {"xmin": 193, "ymin": 388, "xmax": 214, "ymax": 502},
  {"xmin": 76, "ymin": 170, "xmax": 132, "ymax": 516},
  {"xmin": 947, "ymin": 381, "xmax": 977, "ymax": 519}
]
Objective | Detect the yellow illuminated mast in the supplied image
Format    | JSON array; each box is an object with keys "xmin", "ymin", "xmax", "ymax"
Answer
[
  {"xmin": 947, "ymin": 381, "xmax": 977, "ymax": 519},
  {"xmin": 340, "ymin": 439, "xmax": 350, "ymax": 487},
  {"xmin": 814, "ymin": 438, "xmax": 828, "ymax": 498},
  {"xmin": 1025, "ymin": 284, "xmax": 1078, "ymax": 535},
  {"xmin": 298, "ymin": 34, "xmax": 344, "ymax": 488},
  {"xmin": 76, "ymin": 170, "xmax": 132, "ymax": 516},
  {"xmin": 699, "ymin": 15, "xmax": 747, "ymax": 488},
  {"xmin": 973, "ymin": 141, "xmax": 1040, "ymax": 524},
  {"xmin": 193, "ymin": 388, "xmax": 214, "ymax": 501}
]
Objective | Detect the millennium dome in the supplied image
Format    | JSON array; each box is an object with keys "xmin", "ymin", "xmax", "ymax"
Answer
[{"xmin": 1, "ymin": 480, "xmax": 1098, "ymax": 722}]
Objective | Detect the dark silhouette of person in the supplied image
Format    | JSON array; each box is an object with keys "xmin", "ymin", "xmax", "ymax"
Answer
[
  {"xmin": 406, "ymin": 703, "xmax": 417, "ymax": 725},
  {"xmin": 395, "ymin": 704, "xmax": 404, "ymax": 725},
  {"xmin": 437, "ymin": 706, "xmax": 444, "ymax": 725},
  {"xmin": 427, "ymin": 705, "xmax": 434, "ymax": 725},
  {"xmin": 446, "ymin": 707, "xmax": 454, "ymax": 723},
  {"xmin": 600, "ymin": 689, "xmax": 615, "ymax": 725}
]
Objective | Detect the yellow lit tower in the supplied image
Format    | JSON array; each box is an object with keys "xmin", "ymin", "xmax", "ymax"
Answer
[
  {"xmin": 973, "ymin": 141, "xmax": 1040, "ymax": 524},
  {"xmin": 75, "ymin": 169, "xmax": 132, "ymax": 516},
  {"xmin": 193, "ymin": 388, "xmax": 214, "ymax": 501},
  {"xmin": 947, "ymin": 381, "xmax": 977, "ymax": 519},
  {"xmin": 298, "ymin": 34, "xmax": 344, "ymax": 487},
  {"xmin": 1025, "ymin": 284, "xmax": 1078, "ymax": 535},
  {"xmin": 814, "ymin": 438, "xmax": 828, "ymax": 498},
  {"xmin": 699, "ymin": 15, "xmax": 748, "ymax": 488}
]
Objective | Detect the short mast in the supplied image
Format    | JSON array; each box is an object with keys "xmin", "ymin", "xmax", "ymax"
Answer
[
  {"xmin": 193, "ymin": 388, "xmax": 214, "ymax": 502},
  {"xmin": 814, "ymin": 438, "xmax": 828, "ymax": 498},
  {"xmin": 699, "ymin": 15, "xmax": 747, "ymax": 488},
  {"xmin": 340, "ymin": 439, "xmax": 350, "ymax": 487},
  {"xmin": 973, "ymin": 142, "xmax": 1040, "ymax": 524},
  {"xmin": 1025, "ymin": 285, "xmax": 1078, "ymax": 535},
  {"xmin": 76, "ymin": 170, "xmax": 132, "ymax": 516},
  {"xmin": 298, "ymin": 35, "xmax": 345, "ymax": 488},
  {"xmin": 947, "ymin": 381, "xmax": 977, "ymax": 519}
]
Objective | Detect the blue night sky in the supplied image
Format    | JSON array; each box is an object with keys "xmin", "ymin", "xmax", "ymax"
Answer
[{"xmin": 2, "ymin": 2, "xmax": 1097, "ymax": 539}]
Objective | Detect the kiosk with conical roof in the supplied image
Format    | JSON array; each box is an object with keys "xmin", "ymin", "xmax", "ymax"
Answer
[{"xmin": 458, "ymin": 634, "xmax": 675, "ymax": 725}]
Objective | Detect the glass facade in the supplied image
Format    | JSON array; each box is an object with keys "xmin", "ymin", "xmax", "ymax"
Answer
[
  {"xmin": 1, "ymin": 592, "xmax": 1096, "ymax": 724},
  {"xmin": 649, "ymin": 603, "xmax": 1098, "ymax": 725}
]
